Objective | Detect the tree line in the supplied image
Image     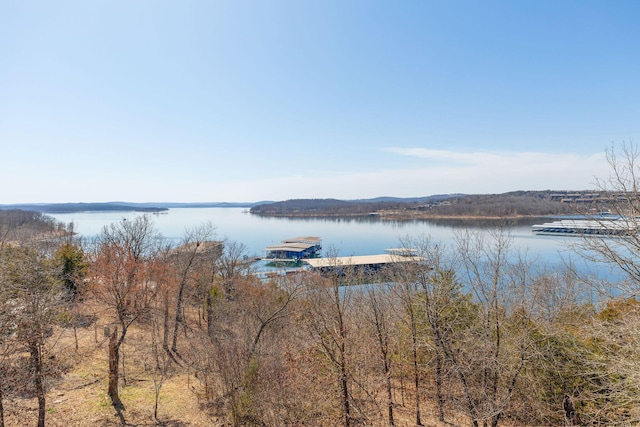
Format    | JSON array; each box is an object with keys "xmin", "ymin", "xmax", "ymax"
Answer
[{"xmin": 249, "ymin": 191, "xmax": 599, "ymax": 218}]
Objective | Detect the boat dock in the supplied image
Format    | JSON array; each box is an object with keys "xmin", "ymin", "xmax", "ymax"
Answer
[
  {"xmin": 256, "ymin": 244, "xmax": 423, "ymax": 278},
  {"xmin": 264, "ymin": 236, "xmax": 322, "ymax": 260},
  {"xmin": 304, "ymin": 251, "xmax": 422, "ymax": 275},
  {"xmin": 532, "ymin": 218, "xmax": 638, "ymax": 236}
]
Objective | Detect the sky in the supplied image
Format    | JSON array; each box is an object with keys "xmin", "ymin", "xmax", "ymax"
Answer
[{"xmin": 1, "ymin": 0, "xmax": 640, "ymax": 203}]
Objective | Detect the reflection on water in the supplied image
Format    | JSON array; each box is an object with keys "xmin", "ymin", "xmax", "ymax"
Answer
[
  {"xmin": 48, "ymin": 208, "xmax": 619, "ymax": 281},
  {"xmin": 48, "ymin": 208, "xmax": 562, "ymax": 256},
  {"xmin": 421, "ymin": 216, "xmax": 551, "ymax": 229},
  {"xmin": 252, "ymin": 215, "xmax": 547, "ymax": 228}
]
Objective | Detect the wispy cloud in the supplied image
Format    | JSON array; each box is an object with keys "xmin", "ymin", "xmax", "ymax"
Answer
[
  {"xmin": 222, "ymin": 148, "xmax": 610, "ymax": 201},
  {"xmin": 386, "ymin": 147, "xmax": 481, "ymax": 164},
  {"xmin": 14, "ymin": 148, "xmax": 609, "ymax": 203},
  {"xmin": 385, "ymin": 147, "xmax": 607, "ymax": 169},
  {"xmin": 387, "ymin": 147, "xmax": 607, "ymax": 173}
]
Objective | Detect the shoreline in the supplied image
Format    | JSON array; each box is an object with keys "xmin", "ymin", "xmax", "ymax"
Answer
[{"xmin": 250, "ymin": 211, "xmax": 555, "ymax": 220}]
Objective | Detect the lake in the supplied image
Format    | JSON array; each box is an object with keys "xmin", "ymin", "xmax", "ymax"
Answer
[
  {"xmin": 48, "ymin": 207, "xmax": 579, "ymax": 263},
  {"xmin": 46, "ymin": 207, "xmax": 630, "ymax": 299}
]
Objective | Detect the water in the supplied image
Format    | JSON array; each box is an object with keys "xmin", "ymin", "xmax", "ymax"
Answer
[
  {"xmin": 49, "ymin": 207, "xmax": 573, "ymax": 261},
  {"xmin": 48, "ymin": 207, "xmax": 628, "ymax": 301}
]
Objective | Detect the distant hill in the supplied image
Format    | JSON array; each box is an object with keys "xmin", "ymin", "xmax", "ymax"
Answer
[
  {"xmin": 2, "ymin": 191, "xmax": 609, "ymax": 217},
  {"xmin": 250, "ymin": 194, "xmax": 464, "ymax": 216},
  {"xmin": 0, "ymin": 201, "xmax": 268, "ymax": 214},
  {"xmin": 350, "ymin": 194, "xmax": 465, "ymax": 204},
  {"xmin": 249, "ymin": 191, "xmax": 601, "ymax": 218},
  {"xmin": 0, "ymin": 203, "xmax": 156, "ymax": 214}
]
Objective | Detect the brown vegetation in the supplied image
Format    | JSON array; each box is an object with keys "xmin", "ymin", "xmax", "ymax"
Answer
[
  {"xmin": 249, "ymin": 191, "xmax": 607, "ymax": 220},
  {"xmin": 1, "ymin": 209, "xmax": 639, "ymax": 426},
  {"xmin": 4, "ymin": 145, "xmax": 640, "ymax": 426}
]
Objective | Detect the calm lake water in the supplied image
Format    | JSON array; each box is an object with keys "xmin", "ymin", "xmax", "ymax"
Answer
[
  {"xmin": 47, "ymin": 207, "xmax": 628, "ymax": 296},
  {"xmin": 48, "ymin": 207, "xmax": 577, "ymax": 262}
]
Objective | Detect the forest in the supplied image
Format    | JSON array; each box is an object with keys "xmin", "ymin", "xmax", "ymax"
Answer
[
  {"xmin": 2, "ymin": 147, "xmax": 640, "ymax": 426},
  {"xmin": 249, "ymin": 191, "xmax": 602, "ymax": 219}
]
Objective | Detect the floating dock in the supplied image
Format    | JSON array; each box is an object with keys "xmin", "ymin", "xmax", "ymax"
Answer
[
  {"xmin": 532, "ymin": 218, "xmax": 638, "ymax": 236},
  {"xmin": 264, "ymin": 236, "xmax": 322, "ymax": 260},
  {"xmin": 304, "ymin": 250, "xmax": 422, "ymax": 275}
]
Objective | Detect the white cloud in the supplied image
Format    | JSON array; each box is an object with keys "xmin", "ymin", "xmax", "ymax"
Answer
[
  {"xmin": 0, "ymin": 148, "xmax": 613, "ymax": 203},
  {"xmin": 386, "ymin": 147, "xmax": 607, "ymax": 169},
  {"xmin": 227, "ymin": 149, "xmax": 611, "ymax": 201},
  {"xmin": 385, "ymin": 147, "xmax": 481, "ymax": 164}
]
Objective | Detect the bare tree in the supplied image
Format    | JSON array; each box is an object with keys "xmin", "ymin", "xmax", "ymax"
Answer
[
  {"xmin": 583, "ymin": 298, "xmax": 640, "ymax": 425},
  {"xmin": 362, "ymin": 282, "xmax": 397, "ymax": 426},
  {"xmin": 452, "ymin": 226, "xmax": 541, "ymax": 427},
  {"xmin": 230, "ymin": 274, "xmax": 304, "ymax": 425},
  {"xmin": 564, "ymin": 143, "xmax": 640, "ymax": 423},
  {"xmin": 168, "ymin": 222, "xmax": 219, "ymax": 356},
  {"xmin": 244, "ymin": 274, "xmax": 302, "ymax": 362},
  {"xmin": 390, "ymin": 235, "xmax": 474, "ymax": 424},
  {"xmin": 391, "ymin": 265, "xmax": 426, "ymax": 426},
  {"xmin": 302, "ymin": 251, "xmax": 357, "ymax": 427},
  {"xmin": 573, "ymin": 142, "xmax": 640, "ymax": 296},
  {"xmin": 90, "ymin": 215, "xmax": 167, "ymax": 409},
  {"xmin": 0, "ymin": 251, "xmax": 18, "ymax": 427},
  {"xmin": 218, "ymin": 240, "xmax": 253, "ymax": 299},
  {"xmin": 0, "ymin": 245, "xmax": 63, "ymax": 427},
  {"xmin": 150, "ymin": 292, "xmax": 173, "ymax": 421}
]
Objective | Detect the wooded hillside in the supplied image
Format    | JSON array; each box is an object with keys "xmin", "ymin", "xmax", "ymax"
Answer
[{"xmin": 250, "ymin": 191, "xmax": 600, "ymax": 218}]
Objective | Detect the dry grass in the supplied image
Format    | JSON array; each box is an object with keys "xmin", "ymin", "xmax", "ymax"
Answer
[
  {"xmin": 1, "ymin": 302, "xmax": 485, "ymax": 427},
  {"xmin": 3, "ymin": 303, "xmax": 214, "ymax": 427}
]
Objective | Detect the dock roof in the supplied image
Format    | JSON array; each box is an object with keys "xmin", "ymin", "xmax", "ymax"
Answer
[
  {"xmin": 265, "ymin": 242, "xmax": 318, "ymax": 253},
  {"xmin": 304, "ymin": 254, "xmax": 422, "ymax": 269},
  {"xmin": 281, "ymin": 236, "xmax": 321, "ymax": 244}
]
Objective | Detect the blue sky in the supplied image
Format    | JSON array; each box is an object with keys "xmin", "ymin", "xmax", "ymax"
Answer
[{"xmin": 1, "ymin": 1, "xmax": 639, "ymax": 203}]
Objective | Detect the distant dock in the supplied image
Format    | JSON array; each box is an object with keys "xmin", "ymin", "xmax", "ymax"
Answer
[
  {"xmin": 264, "ymin": 236, "xmax": 322, "ymax": 260},
  {"xmin": 256, "ymin": 246, "xmax": 423, "ymax": 279},
  {"xmin": 304, "ymin": 250, "xmax": 422, "ymax": 275},
  {"xmin": 532, "ymin": 217, "xmax": 637, "ymax": 236}
]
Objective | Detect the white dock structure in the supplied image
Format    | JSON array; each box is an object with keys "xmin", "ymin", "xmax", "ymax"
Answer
[
  {"xmin": 304, "ymin": 251, "xmax": 422, "ymax": 274},
  {"xmin": 532, "ymin": 217, "xmax": 638, "ymax": 236}
]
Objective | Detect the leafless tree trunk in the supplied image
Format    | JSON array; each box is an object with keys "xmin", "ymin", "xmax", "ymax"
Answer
[
  {"xmin": 364, "ymin": 284, "xmax": 396, "ymax": 426},
  {"xmin": 0, "ymin": 245, "xmax": 64, "ymax": 427},
  {"xmin": 108, "ymin": 327, "xmax": 122, "ymax": 408},
  {"xmin": 163, "ymin": 289, "xmax": 170, "ymax": 354},
  {"xmin": 29, "ymin": 341, "xmax": 46, "ymax": 427},
  {"xmin": 91, "ymin": 215, "xmax": 166, "ymax": 409},
  {"xmin": 337, "ymin": 290, "xmax": 351, "ymax": 427},
  {"xmin": 393, "ymin": 236, "xmax": 458, "ymax": 425},
  {"xmin": 170, "ymin": 223, "xmax": 218, "ymax": 356},
  {"xmin": 0, "ymin": 380, "xmax": 4, "ymax": 427},
  {"xmin": 410, "ymin": 316, "xmax": 422, "ymax": 426},
  {"xmin": 304, "ymin": 254, "xmax": 355, "ymax": 427},
  {"xmin": 151, "ymin": 294, "xmax": 172, "ymax": 420},
  {"xmin": 0, "ymin": 305, "xmax": 10, "ymax": 427}
]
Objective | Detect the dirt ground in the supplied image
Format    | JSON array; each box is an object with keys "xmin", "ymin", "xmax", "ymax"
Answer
[{"xmin": 3, "ymin": 306, "xmax": 470, "ymax": 427}]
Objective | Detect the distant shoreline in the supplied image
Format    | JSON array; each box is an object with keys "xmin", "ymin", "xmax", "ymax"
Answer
[
  {"xmin": 0, "ymin": 202, "xmax": 262, "ymax": 214},
  {"xmin": 250, "ymin": 211, "xmax": 552, "ymax": 222}
]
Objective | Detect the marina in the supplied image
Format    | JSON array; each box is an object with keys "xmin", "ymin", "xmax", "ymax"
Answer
[
  {"xmin": 259, "ymin": 241, "xmax": 423, "ymax": 277},
  {"xmin": 532, "ymin": 217, "xmax": 638, "ymax": 236}
]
